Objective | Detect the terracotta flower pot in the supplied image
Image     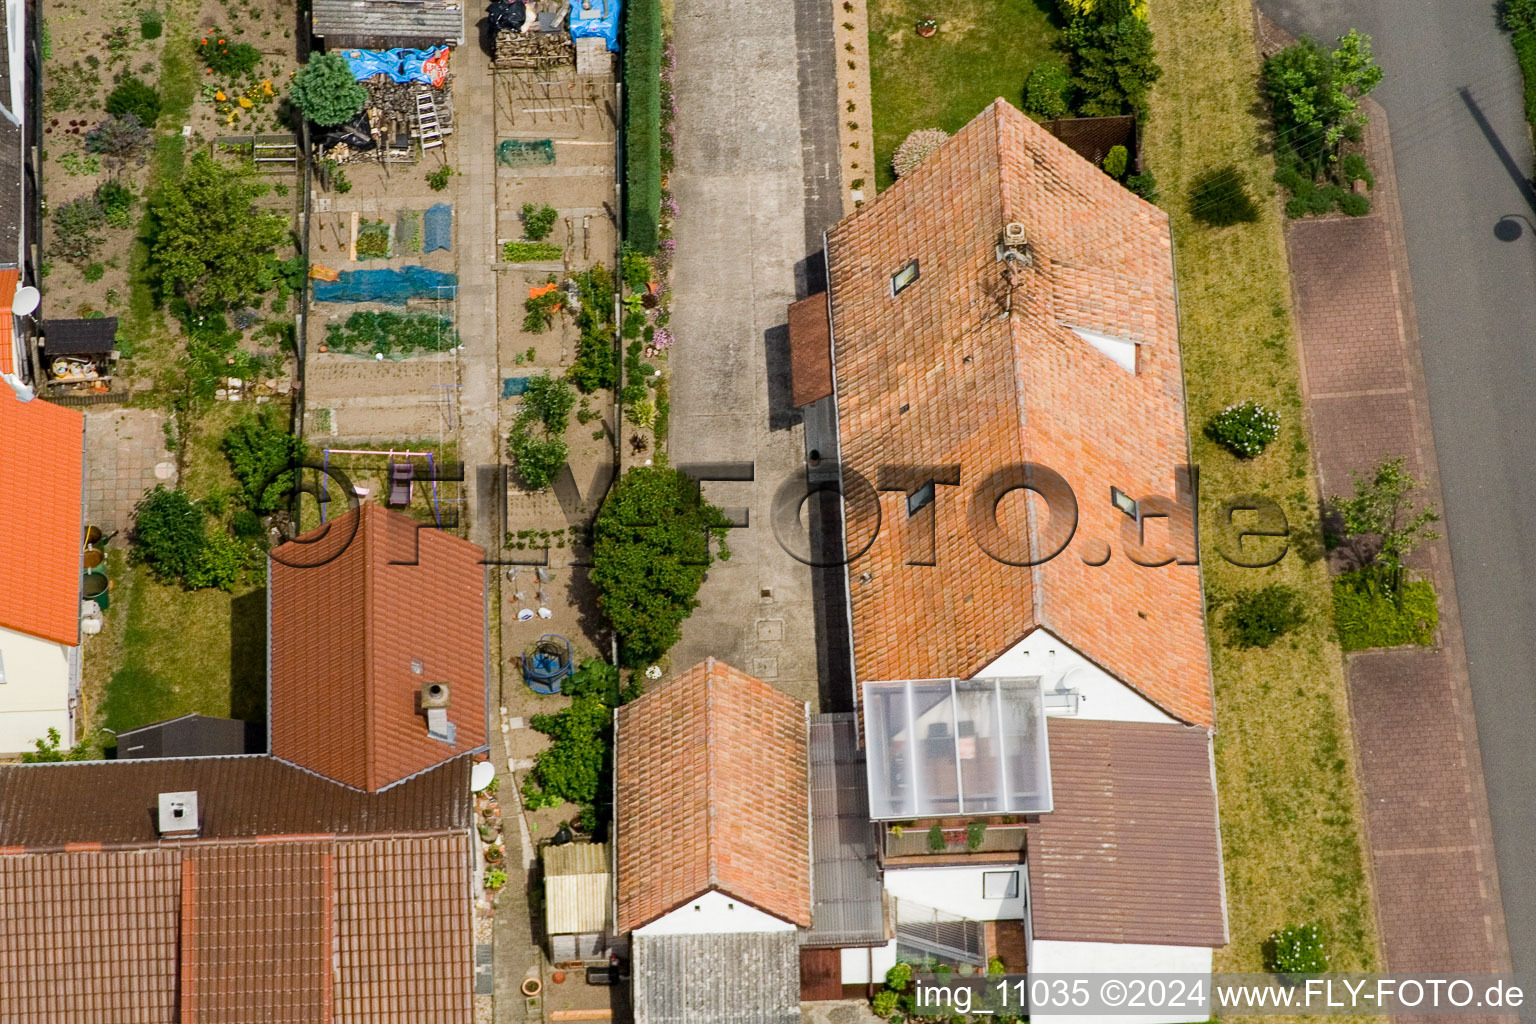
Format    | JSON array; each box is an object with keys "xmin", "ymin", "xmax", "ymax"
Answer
[
  {"xmin": 553, "ymin": 971, "xmax": 567, "ymax": 984},
  {"xmin": 916, "ymin": 21, "xmax": 936, "ymax": 36}
]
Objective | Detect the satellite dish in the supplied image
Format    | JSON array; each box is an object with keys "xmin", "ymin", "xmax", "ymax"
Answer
[
  {"xmin": 470, "ymin": 760, "xmax": 496, "ymax": 792},
  {"xmin": 11, "ymin": 286, "xmax": 39, "ymax": 316}
]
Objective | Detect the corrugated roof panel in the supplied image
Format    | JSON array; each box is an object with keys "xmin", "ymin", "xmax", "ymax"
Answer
[
  {"xmin": 805, "ymin": 713, "xmax": 884, "ymax": 947},
  {"xmin": 633, "ymin": 932, "xmax": 800, "ymax": 1024}
]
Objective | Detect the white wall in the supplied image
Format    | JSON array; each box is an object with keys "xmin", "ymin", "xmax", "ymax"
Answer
[
  {"xmin": 886, "ymin": 864, "xmax": 1025, "ymax": 922},
  {"xmin": 1028, "ymin": 940, "xmax": 1213, "ymax": 1024},
  {"xmin": 0, "ymin": 625, "xmax": 72, "ymax": 754},
  {"xmin": 975, "ymin": 627, "xmax": 1175, "ymax": 724},
  {"xmin": 634, "ymin": 889, "xmax": 797, "ymax": 936},
  {"xmin": 841, "ymin": 940, "xmax": 899, "ymax": 984}
]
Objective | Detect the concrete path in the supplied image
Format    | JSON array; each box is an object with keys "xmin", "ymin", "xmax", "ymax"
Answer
[
  {"xmin": 1258, "ymin": 0, "xmax": 1536, "ymax": 998},
  {"xmin": 666, "ymin": 0, "xmax": 843, "ymax": 707},
  {"xmin": 1277, "ymin": 82, "xmax": 1513, "ymax": 1015}
]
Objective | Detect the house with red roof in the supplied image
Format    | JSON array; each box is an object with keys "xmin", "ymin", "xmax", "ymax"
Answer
[
  {"xmin": 781, "ymin": 100, "xmax": 1227, "ymax": 1016},
  {"xmin": 0, "ymin": 392, "xmax": 83, "ymax": 755}
]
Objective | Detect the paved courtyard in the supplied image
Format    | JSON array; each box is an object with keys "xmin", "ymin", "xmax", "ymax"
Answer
[{"xmin": 82, "ymin": 408, "xmax": 176, "ymax": 541}]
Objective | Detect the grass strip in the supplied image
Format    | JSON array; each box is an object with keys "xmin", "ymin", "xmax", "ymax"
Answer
[{"xmin": 1144, "ymin": 0, "xmax": 1382, "ymax": 999}]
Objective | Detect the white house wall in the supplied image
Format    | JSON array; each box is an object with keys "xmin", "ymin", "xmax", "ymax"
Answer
[
  {"xmin": 975, "ymin": 627, "xmax": 1175, "ymax": 724},
  {"xmin": 885, "ymin": 864, "xmax": 1025, "ymax": 922},
  {"xmin": 840, "ymin": 941, "xmax": 899, "ymax": 984},
  {"xmin": 1028, "ymin": 940, "xmax": 1214, "ymax": 1024},
  {"xmin": 0, "ymin": 625, "xmax": 71, "ymax": 754},
  {"xmin": 633, "ymin": 889, "xmax": 797, "ymax": 936}
]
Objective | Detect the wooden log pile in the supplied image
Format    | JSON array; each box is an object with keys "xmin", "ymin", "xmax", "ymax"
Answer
[
  {"xmin": 361, "ymin": 78, "xmax": 456, "ymax": 139},
  {"xmin": 494, "ymin": 30, "xmax": 576, "ymax": 70}
]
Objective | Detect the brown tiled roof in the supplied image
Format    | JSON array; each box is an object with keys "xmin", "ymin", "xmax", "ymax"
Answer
[
  {"xmin": 1027, "ymin": 718, "xmax": 1227, "ymax": 947},
  {"xmin": 615, "ymin": 659, "xmax": 811, "ymax": 932},
  {"xmin": 0, "ymin": 754, "xmax": 471, "ymax": 848},
  {"xmin": 824, "ymin": 100, "xmax": 1214, "ymax": 727},
  {"xmin": 0, "ymin": 849, "xmax": 182, "ymax": 1023},
  {"xmin": 269, "ymin": 503, "xmax": 489, "ymax": 792},
  {"xmin": 788, "ymin": 292, "xmax": 833, "ymax": 406},
  {"xmin": 0, "ymin": 835, "xmax": 474, "ymax": 1024}
]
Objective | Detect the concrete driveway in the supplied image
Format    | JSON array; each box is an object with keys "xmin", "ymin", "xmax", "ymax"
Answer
[{"xmin": 1261, "ymin": 0, "xmax": 1536, "ymax": 1000}]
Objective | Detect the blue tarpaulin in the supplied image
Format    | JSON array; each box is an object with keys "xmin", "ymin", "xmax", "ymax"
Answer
[
  {"xmin": 313, "ymin": 267, "xmax": 458, "ymax": 304},
  {"xmin": 502, "ymin": 376, "xmax": 532, "ymax": 398},
  {"xmin": 424, "ymin": 203, "xmax": 453, "ymax": 253},
  {"xmin": 569, "ymin": 0, "xmax": 620, "ymax": 51},
  {"xmin": 343, "ymin": 47, "xmax": 452, "ymax": 86}
]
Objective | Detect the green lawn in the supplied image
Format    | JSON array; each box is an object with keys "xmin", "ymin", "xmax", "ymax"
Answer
[
  {"xmin": 868, "ymin": 0, "xmax": 1063, "ymax": 189},
  {"xmin": 1144, "ymin": 0, "xmax": 1383, "ymax": 998}
]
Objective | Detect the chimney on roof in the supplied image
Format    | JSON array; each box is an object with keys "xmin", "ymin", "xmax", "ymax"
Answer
[
  {"xmin": 421, "ymin": 682, "xmax": 455, "ymax": 743},
  {"xmin": 157, "ymin": 791, "xmax": 199, "ymax": 838}
]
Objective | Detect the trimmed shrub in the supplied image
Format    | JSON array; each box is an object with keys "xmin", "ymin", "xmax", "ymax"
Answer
[
  {"xmin": 1102, "ymin": 144, "xmax": 1129, "ymax": 180},
  {"xmin": 291, "ymin": 53, "xmax": 368, "ymax": 127},
  {"xmin": 105, "ymin": 76, "xmax": 161, "ymax": 129},
  {"xmin": 1222, "ymin": 585, "xmax": 1306, "ymax": 649},
  {"xmin": 927, "ymin": 823, "xmax": 946, "ymax": 852},
  {"xmin": 1023, "ymin": 63, "xmax": 1071, "ymax": 119},
  {"xmin": 1189, "ymin": 165, "xmax": 1259, "ymax": 226},
  {"xmin": 1333, "ymin": 569, "xmax": 1438, "ymax": 651},
  {"xmin": 1338, "ymin": 190, "xmax": 1371, "ymax": 216},
  {"xmin": 1265, "ymin": 923, "xmax": 1328, "ymax": 980},
  {"xmin": 624, "ymin": 0, "xmax": 662, "ymax": 253},
  {"xmin": 140, "ymin": 9, "xmax": 163, "ymax": 38},
  {"xmin": 892, "ymin": 128, "xmax": 949, "ymax": 177},
  {"xmin": 1205, "ymin": 399, "xmax": 1280, "ymax": 458}
]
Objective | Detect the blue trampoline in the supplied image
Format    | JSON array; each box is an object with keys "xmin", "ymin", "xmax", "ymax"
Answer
[{"xmin": 523, "ymin": 634, "xmax": 574, "ymax": 694}]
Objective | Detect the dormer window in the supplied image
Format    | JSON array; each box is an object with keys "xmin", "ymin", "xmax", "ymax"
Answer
[
  {"xmin": 891, "ymin": 260, "xmax": 919, "ymax": 295},
  {"xmin": 1111, "ymin": 487, "xmax": 1138, "ymax": 520},
  {"xmin": 906, "ymin": 480, "xmax": 936, "ymax": 517}
]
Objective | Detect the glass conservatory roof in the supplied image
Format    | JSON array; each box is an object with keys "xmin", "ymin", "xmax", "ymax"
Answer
[{"xmin": 861, "ymin": 677, "xmax": 1052, "ymax": 820}]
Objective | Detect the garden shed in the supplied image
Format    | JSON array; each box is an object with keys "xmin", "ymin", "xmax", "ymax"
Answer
[
  {"xmin": 311, "ymin": 0, "xmax": 464, "ymax": 51},
  {"xmin": 544, "ymin": 841, "xmax": 612, "ymax": 961}
]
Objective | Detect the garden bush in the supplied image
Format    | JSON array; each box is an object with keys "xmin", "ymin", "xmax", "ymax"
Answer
[
  {"xmin": 1065, "ymin": 0, "xmax": 1161, "ymax": 116},
  {"xmin": 1204, "ymin": 399, "xmax": 1280, "ymax": 457},
  {"xmin": 1263, "ymin": 31, "xmax": 1380, "ymax": 179},
  {"xmin": 1126, "ymin": 168, "xmax": 1158, "ymax": 201},
  {"xmin": 1341, "ymin": 152, "xmax": 1374, "ymax": 190},
  {"xmin": 426, "ymin": 165, "xmax": 454, "ymax": 191},
  {"xmin": 1189, "ymin": 164, "xmax": 1259, "ymax": 226},
  {"xmin": 508, "ymin": 372, "xmax": 574, "ymax": 489},
  {"xmin": 927, "ymin": 823, "xmax": 946, "ymax": 852},
  {"xmin": 197, "ymin": 33, "xmax": 261, "ymax": 76},
  {"xmin": 521, "ymin": 202, "xmax": 560, "ymax": 241},
  {"xmin": 291, "ymin": 53, "xmax": 368, "ymax": 127},
  {"xmin": 1102, "ymin": 144, "xmax": 1129, "ymax": 179},
  {"xmin": 624, "ymin": 0, "xmax": 662, "ymax": 253},
  {"xmin": 49, "ymin": 195, "xmax": 107, "ymax": 265},
  {"xmin": 95, "ymin": 181, "xmax": 136, "ymax": 228},
  {"xmin": 222, "ymin": 410, "xmax": 307, "ymax": 512},
  {"xmin": 591, "ymin": 466, "xmax": 731, "ymax": 665},
  {"xmin": 1265, "ymin": 923, "xmax": 1328, "ymax": 979},
  {"xmin": 892, "ymin": 128, "xmax": 949, "ymax": 177},
  {"xmin": 1221, "ymin": 584, "xmax": 1306, "ymax": 648},
  {"xmin": 568, "ymin": 264, "xmax": 618, "ymax": 392},
  {"xmin": 523, "ymin": 287, "xmax": 563, "ymax": 333},
  {"xmin": 139, "ymin": 9, "xmax": 162, "ymax": 38},
  {"xmin": 1023, "ymin": 63, "xmax": 1071, "ymax": 119},
  {"xmin": 502, "ymin": 240, "xmax": 563, "ymax": 262},
  {"xmin": 85, "ymin": 114, "xmax": 151, "ymax": 170},
  {"xmin": 325, "ymin": 310, "xmax": 458, "ymax": 356},
  {"xmin": 133, "ymin": 487, "xmax": 207, "ymax": 583},
  {"xmin": 1333, "ymin": 569, "xmax": 1438, "ymax": 651},
  {"xmin": 106, "ymin": 76, "xmax": 161, "ymax": 128}
]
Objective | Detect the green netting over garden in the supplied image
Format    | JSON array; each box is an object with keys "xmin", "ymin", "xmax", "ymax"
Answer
[
  {"xmin": 497, "ymin": 139, "xmax": 556, "ymax": 167},
  {"xmin": 324, "ymin": 311, "xmax": 459, "ymax": 357}
]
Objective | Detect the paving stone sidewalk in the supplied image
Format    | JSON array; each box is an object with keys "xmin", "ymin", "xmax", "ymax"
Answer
[{"xmin": 1286, "ymin": 98, "xmax": 1514, "ymax": 1015}]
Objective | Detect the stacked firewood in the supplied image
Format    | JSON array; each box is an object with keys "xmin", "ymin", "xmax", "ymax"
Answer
[
  {"xmin": 493, "ymin": 30, "xmax": 576, "ymax": 69},
  {"xmin": 360, "ymin": 79, "xmax": 456, "ymax": 135}
]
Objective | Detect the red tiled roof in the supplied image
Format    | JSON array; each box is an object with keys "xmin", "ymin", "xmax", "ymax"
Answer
[
  {"xmin": 270, "ymin": 503, "xmax": 488, "ymax": 792},
  {"xmin": 825, "ymin": 100, "xmax": 1214, "ymax": 727},
  {"xmin": 0, "ymin": 835, "xmax": 475, "ymax": 1024},
  {"xmin": 1028, "ymin": 718, "xmax": 1227, "ymax": 947},
  {"xmin": 0, "ymin": 389, "xmax": 83, "ymax": 646},
  {"xmin": 615, "ymin": 659, "xmax": 811, "ymax": 932},
  {"xmin": 0, "ymin": 269, "xmax": 17, "ymax": 374},
  {"xmin": 788, "ymin": 293, "xmax": 833, "ymax": 406}
]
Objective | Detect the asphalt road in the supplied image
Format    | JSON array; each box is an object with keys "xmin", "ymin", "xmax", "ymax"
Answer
[{"xmin": 1260, "ymin": 0, "xmax": 1536, "ymax": 1000}]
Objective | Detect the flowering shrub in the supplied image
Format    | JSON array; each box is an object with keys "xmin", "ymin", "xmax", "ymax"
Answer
[
  {"xmin": 198, "ymin": 33, "xmax": 261, "ymax": 76},
  {"xmin": 892, "ymin": 128, "xmax": 949, "ymax": 177},
  {"xmin": 1266, "ymin": 922, "xmax": 1328, "ymax": 979},
  {"xmin": 1205, "ymin": 400, "xmax": 1280, "ymax": 458}
]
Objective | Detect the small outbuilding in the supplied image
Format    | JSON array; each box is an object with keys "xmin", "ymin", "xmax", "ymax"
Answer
[
  {"xmin": 311, "ymin": 0, "xmax": 464, "ymax": 51},
  {"xmin": 543, "ymin": 841, "xmax": 612, "ymax": 961}
]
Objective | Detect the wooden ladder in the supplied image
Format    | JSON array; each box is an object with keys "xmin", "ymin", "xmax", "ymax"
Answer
[{"xmin": 415, "ymin": 91, "xmax": 444, "ymax": 154}]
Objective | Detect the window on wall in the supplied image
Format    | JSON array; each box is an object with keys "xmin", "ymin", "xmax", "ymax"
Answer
[
  {"xmin": 906, "ymin": 479, "xmax": 936, "ymax": 517},
  {"xmin": 982, "ymin": 870, "xmax": 1019, "ymax": 900},
  {"xmin": 891, "ymin": 260, "xmax": 919, "ymax": 295}
]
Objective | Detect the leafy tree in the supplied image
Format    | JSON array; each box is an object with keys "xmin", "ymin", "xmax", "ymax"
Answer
[
  {"xmin": 223, "ymin": 410, "xmax": 308, "ymax": 512},
  {"xmin": 522, "ymin": 694, "xmax": 611, "ymax": 810},
  {"xmin": 523, "ymin": 372, "xmax": 576, "ymax": 428},
  {"xmin": 1263, "ymin": 30, "xmax": 1382, "ymax": 176},
  {"xmin": 1331, "ymin": 456, "xmax": 1440, "ymax": 601},
  {"xmin": 591, "ymin": 466, "xmax": 731, "ymax": 666},
  {"xmin": 1023, "ymin": 63, "xmax": 1071, "ymax": 119},
  {"xmin": 290, "ymin": 53, "xmax": 368, "ymax": 127},
  {"xmin": 84, "ymin": 113, "xmax": 151, "ymax": 172},
  {"xmin": 133, "ymin": 486, "xmax": 208, "ymax": 583},
  {"xmin": 148, "ymin": 152, "xmax": 289, "ymax": 307},
  {"xmin": 1066, "ymin": 0, "xmax": 1162, "ymax": 116},
  {"xmin": 49, "ymin": 195, "xmax": 107, "ymax": 265},
  {"xmin": 105, "ymin": 76, "xmax": 162, "ymax": 128}
]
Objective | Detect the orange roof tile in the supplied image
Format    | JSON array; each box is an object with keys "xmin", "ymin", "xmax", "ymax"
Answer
[
  {"xmin": 269, "ymin": 503, "xmax": 488, "ymax": 792},
  {"xmin": 825, "ymin": 101, "xmax": 1214, "ymax": 727},
  {"xmin": 615, "ymin": 659, "xmax": 811, "ymax": 932},
  {"xmin": 0, "ymin": 391, "xmax": 83, "ymax": 646},
  {"xmin": 0, "ymin": 269, "xmax": 17, "ymax": 375}
]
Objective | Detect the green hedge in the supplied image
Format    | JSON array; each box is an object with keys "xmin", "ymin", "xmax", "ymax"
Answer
[
  {"xmin": 1515, "ymin": 30, "xmax": 1536, "ymax": 127},
  {"xmin": 1332, "ymin": 570, "xmax": 1438, "ymax": 652},
  {"xmin": 623, "ymin": 0, "xmax": 662, "ymax": 254}
]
